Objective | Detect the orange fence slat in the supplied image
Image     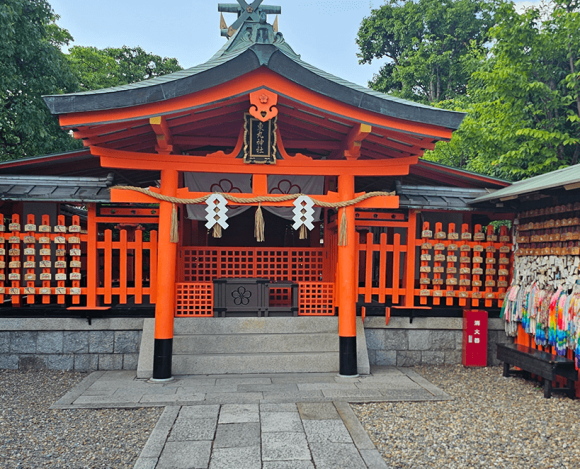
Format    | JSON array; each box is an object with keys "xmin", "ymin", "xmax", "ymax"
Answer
[
  {"xmin": 119, "ymin": 229, "xmax": 128, "ymax": 304},
  {"xmin": 134, "ymin": 230, "xmax": 143, "ymax": 304}
]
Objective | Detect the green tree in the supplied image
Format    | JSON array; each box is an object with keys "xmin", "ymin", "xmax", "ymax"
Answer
[
  {"xmin": 425, "ymin": 0, "xmax": 580, "ymax": 180},
  {"xmin": 68, "ymin": 46, "xmax": 182, "ymax": 92},
  {"xmin": 0, "ymin": 0, "xmax": 80, "ymax": 160},
  {"xmin": 356, "ymin": 0, "xmax": 500, "ymax": 103}
]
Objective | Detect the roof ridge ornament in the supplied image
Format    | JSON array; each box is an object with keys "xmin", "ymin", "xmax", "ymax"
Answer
[{"xmin": 218, "ymin": 1, "xmax": 281, "ymax": 39}]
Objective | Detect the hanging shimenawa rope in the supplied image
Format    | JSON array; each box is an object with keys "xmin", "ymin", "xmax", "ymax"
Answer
[
  {"xmin": 255, "ymin": 203, "xmax": 265, "ymax": 242},
  {"xmin": 111, "ymin": 186, "xmax": 395, "ymax": 244}
]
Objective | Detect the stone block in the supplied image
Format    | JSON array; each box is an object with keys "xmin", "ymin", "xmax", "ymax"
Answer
[
  {"xmin": 74, "ymin": 354, "xmax": 90, "ymax": 371},
  {"xmin": 375, "ymin": 350, "xmax": 397, "ymax": 366},
  {"xmin": 455, "ymin": 330, "xmax": 463, "ymax": 349},
  {"xmin": 114, "ymin": 330, "xmax": 140, "ymax": 353},
  {"xmin": 302, "ymin": 420, "xmax": 353, "ymax": 444},
  {"xmin": 10, "ymin": 332, "xmax": 37, "ymax": 354},
  {"xmin": 309, "ymin": 442, "xmax": 366, "ymax": 469},
  {"xmin": 168, "ymin": 417, "xmax": 217, "ymax": 441},
  {"xmin": 0, "ymin": 354, "xmax": 18, "ymax": 369},
  {"xmin": 48, "ymin": 354, "xmax": 74, "ymax": 371},
  {"xmin": 422, "ymin": 351, "xmax": 445, "ymax": 365},
  {"xmin": 157, "ymin": 441, "xmax": 212, "ymax": 469},
  {"xmin": 63, "ymin": 331, "xmax": 89, "ymax": 354},
  {"xmin": 262, "ymin": 462, "xmax": 314, "ymax": 469},
  {"xmin": 19, "ymin": 355, "xmax": 47, "ymax": 371},
  {"xmin": 383, "ymin": 330, "xmax": 408, "ymax": 350},
  {"xmin": 262, "ymin": 432, "xmax": 311, "ymax": 461},
  {"xmin": 260, "ymin": 403, "xmax": 298, "ymax": 413},
  {"xmin": 123, "ymin": 353, "xmax": 139, "ymax": 370},
  {"xmin": 261, "ymin": 412, "xmax": 303, "ymax": 432},
  {"xmin": 98, "ymin": 354, "xmax": 123, "ymax": 370},
  {"xmin": 407, "ymin": 330, "xmax": 431, "ymax": 351},
  {"xmin": 89, "ymin": 354, "xmax": 99, "ymax": 371},
  {"xmin": 89, "ymin": 331, "xmax": 114, "ymax": 353},
  {"xmin": 37, "ymin": 332, "xmax": 63, "ymax": 354},
  {"xmin": 218, "ymin": 404, "xmax": 259, "ymax": 424},
  {"xmin": 297, "ymin": 402, "xmax": 339, "ymax": 420},
  {"xmin": 0, "ymin": 332, "xmax": 9, "ymax": 353},
  {"xmin": 396, "ymin": 351, "xmax": 421, "ymax": 367},
  {"xmin": 444, "ymin": 350, "xmax": 462, "ymax": 365},
  {"xmin": 363, "ymin": 330, "xmax": 384, "ymax": 350},
  {"xmin": 209, "ymin": 446, "xmax": 261, "ymax": 469},
  {"xmin": 214, "ymin": 423, "xmax": 261, "ymax": 448}
]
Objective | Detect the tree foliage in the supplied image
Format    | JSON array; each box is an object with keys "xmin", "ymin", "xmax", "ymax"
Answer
[
  {"xmin": 0, "ymin": 1, "xmax": 183, "ymax": 161},
  {"xmin": 425, "ymin": 0, "xmax": 580, "ymax": 180},
  {"xmin": 68, "ymin": 46, "xmax": 182, "ymax": 92},
  {"xmin": 357, "ymin": 0, "xmax": 500, "ymax": 103},
  {"xmin": 0, "ymin": 0, "xmax": 79, "ymax": 160}
]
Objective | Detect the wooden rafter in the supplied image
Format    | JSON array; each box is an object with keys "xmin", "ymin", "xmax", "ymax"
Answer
[
  {"xmin": 150, "ymin": 116, "xmax": 173, "ymax": 153},
  {"xmin": 343, "ymin": 123, "xmax": 371, "ymax": 159}
]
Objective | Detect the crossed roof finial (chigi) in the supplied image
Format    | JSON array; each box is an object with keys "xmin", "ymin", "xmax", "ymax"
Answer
[{"xmin": 218, "ymin": 0, "xmax": 280, "ymax": 37}]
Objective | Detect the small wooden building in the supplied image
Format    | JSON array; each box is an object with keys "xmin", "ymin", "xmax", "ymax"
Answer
[{"xmin": 0, "ymin": 2, "xmax": 511, "ymax": 378}]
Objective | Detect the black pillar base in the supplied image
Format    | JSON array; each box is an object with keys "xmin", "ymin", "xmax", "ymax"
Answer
[
  {"xmin": 153, "ymin": 338, "xmax": 173, "ymax": 380},
  {"xmin": 339, "ymin": 336, "xmax": 357, "ymax": 376}
]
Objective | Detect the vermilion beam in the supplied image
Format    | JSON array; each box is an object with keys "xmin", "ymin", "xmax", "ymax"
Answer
[{"xmin": 92, "ymin": 146, "xmax": 417, "ymax": 177}]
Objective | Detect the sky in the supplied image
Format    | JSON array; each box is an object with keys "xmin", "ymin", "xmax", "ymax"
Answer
[{"xmin": 49, "ymin": 0, "xmax": 539, "ymax": 88}]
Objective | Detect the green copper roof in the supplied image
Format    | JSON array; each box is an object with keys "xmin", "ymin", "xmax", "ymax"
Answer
[
  {"xmin": 43, "ymin": 4, "xmax": 465, "ymax": 131},
  {"xmin": 472, "ymin": 164, "xmax": 580, "ymax": 203}
]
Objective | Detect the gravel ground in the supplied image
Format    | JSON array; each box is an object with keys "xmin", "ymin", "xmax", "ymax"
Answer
[
  {"xmin": 353, "ymin": 365, "xmax": 580, "ymax": 469},
  {"xmin": 0, "ymin": 370, "xmax": 162, "ymax": 468}
]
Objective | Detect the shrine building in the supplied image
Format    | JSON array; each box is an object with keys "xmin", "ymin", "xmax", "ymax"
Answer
[{"xmin": 0, "ymin": 2, "xmax": 512, "ymax": 379}]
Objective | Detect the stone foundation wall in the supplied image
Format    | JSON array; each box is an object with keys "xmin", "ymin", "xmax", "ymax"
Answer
[
  {"xmin": 0, "ymin": 318, "xmax": 143, "ymax": 372},
  {"xmin": 364, "ymin": 317, "xmax": 513, "ymax": 367}
]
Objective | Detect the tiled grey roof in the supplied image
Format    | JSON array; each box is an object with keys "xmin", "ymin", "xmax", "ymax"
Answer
[
  {"xmin": 0, "ymin": 175, "xmax": 113, "ymax": 202},
  {"xmin": 43, "ymin": 20, "xmax": 465, "ymax": 131}
]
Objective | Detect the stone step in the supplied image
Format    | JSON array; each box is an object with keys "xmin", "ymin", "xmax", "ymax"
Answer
[
  {"xmin": 173, "ymin": 332, "xmax": 339, "ymax": 355},
  {"xmin": 172, "ymin": 352, "xmax": 340, "ymax": 375},
  {"xmin": 173, "ymin": 317, "xmax": 338, "ymax": 335}
]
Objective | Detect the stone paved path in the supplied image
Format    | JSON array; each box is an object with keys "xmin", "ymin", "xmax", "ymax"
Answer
[{"xmin": 52, "ymin": 367, "xmax": 450, "ymax": 468}]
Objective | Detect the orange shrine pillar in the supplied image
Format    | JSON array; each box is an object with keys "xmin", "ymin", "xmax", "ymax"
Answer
[
  {"xmin": 337, "ymin": 174, "xmax": 358, "ymax": 376},
  {"xmin": 153, "ymin": 169, "xmax": 179, "ymax": 380}
]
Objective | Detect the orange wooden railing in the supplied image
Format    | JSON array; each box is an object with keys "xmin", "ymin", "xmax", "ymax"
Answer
[
  {"xmin": 179, "ymin": 247, "xmax": 327, "ymax": 283},
  {"xmin": 356, "ymin": 220, "xmax": 513, "ymax": 309}
]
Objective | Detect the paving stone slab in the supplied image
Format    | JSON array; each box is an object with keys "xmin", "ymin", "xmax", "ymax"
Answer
[
  {"xmin": 271, "ymin": 376, "xmax": 337, "ymax": 384},
  {"xmin": 180, "ymin": 405, "xmax": 220, "ymax": 419},
  {"xmin": 176, "ymin": 384, "xmax": 238, "ymax": 394},
  {"xmin": 379, "ymin": 389, "xmax": 434, "ymax": 400},
  {"xmin": 138, "ymin": 406, "xmax": 180, "ymax": 459},
  {"xmin": 297, "ymin": 402, "xmax": 340, "ymax": 420},
  {"xmin": 261, "ymin": 432, "xmax": 311, "ymax": 461},
  {"xmin": 261, "ymin": 390, "xmax": 324, "ymax": 401},
  {"xmin": 309, "ymin": 442, "xmax": 367, "ymax": 469},
  {"xmin": 140, "ymin": 394, "xmax": 205, "ymax": 404},
  {"xmin": 262, "ymin": 462, "xmax": 315, "ymax": 469},
  {"xmin": 209, "ymin": 445, "xmax": 261, "ymax": 469},
  {"xmin": 215, "ymin": 377, "xmax": 272, "ymax": 385},
  {"xmin": 261, "ymin": 411, "xmax": 303, "ymax": 432},
  {"xmin": 302, "ymin": 419, "xmax": 353, "ymax": 444},
  {"xmin": 214, "ymin": 423, "xmax": 261, "ymax": 448},
  {"xmin": 157, "ymin": 441, "xmax": 212, "ymax": 469},
  {"xmin": 168, "ymin": 417, "xmax": 217, "ymax": 441},
  {"xmin": 168, "ymin": 378, "xmax": 217, "ymax": 386},
  {"xmin": 237, "ymin": 383, "xmax": 299, "ymax": 393},
  {"xmin": 260, "ymin": 403, "xmax": 298, "ymax": 412},
  {"xmin": 133, "ymin": 457, "xmax": 158, "ymax": 469},
  {"xmin": 360, "ymin": 449, "xmax": 390, "ymax": 469},
  {"xmin": 204, "ymin": 393, "xmax": 263, "ymax": 405},
  {"xmin": 218, "ymin": 404, "xmax": 260, "ymax": 423},
  {"xmin": 72, "ymin": 395, "xmax": 141, "ymax": 405},
  {"xmin": 322, "ymin": 389, "xmax": 383, "ymax": 398},
  {"xmin": 297, "ymin": 382, "xmax": 358, "ymax": 391},
  {"xmin": 334, "ymin": 402, "xmax": 376, "ymax": 451}
]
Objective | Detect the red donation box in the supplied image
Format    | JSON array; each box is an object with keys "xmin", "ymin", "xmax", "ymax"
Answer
[{"xmin": 462, "ymin": 310, "xmax": 488, "ymax": 367}]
